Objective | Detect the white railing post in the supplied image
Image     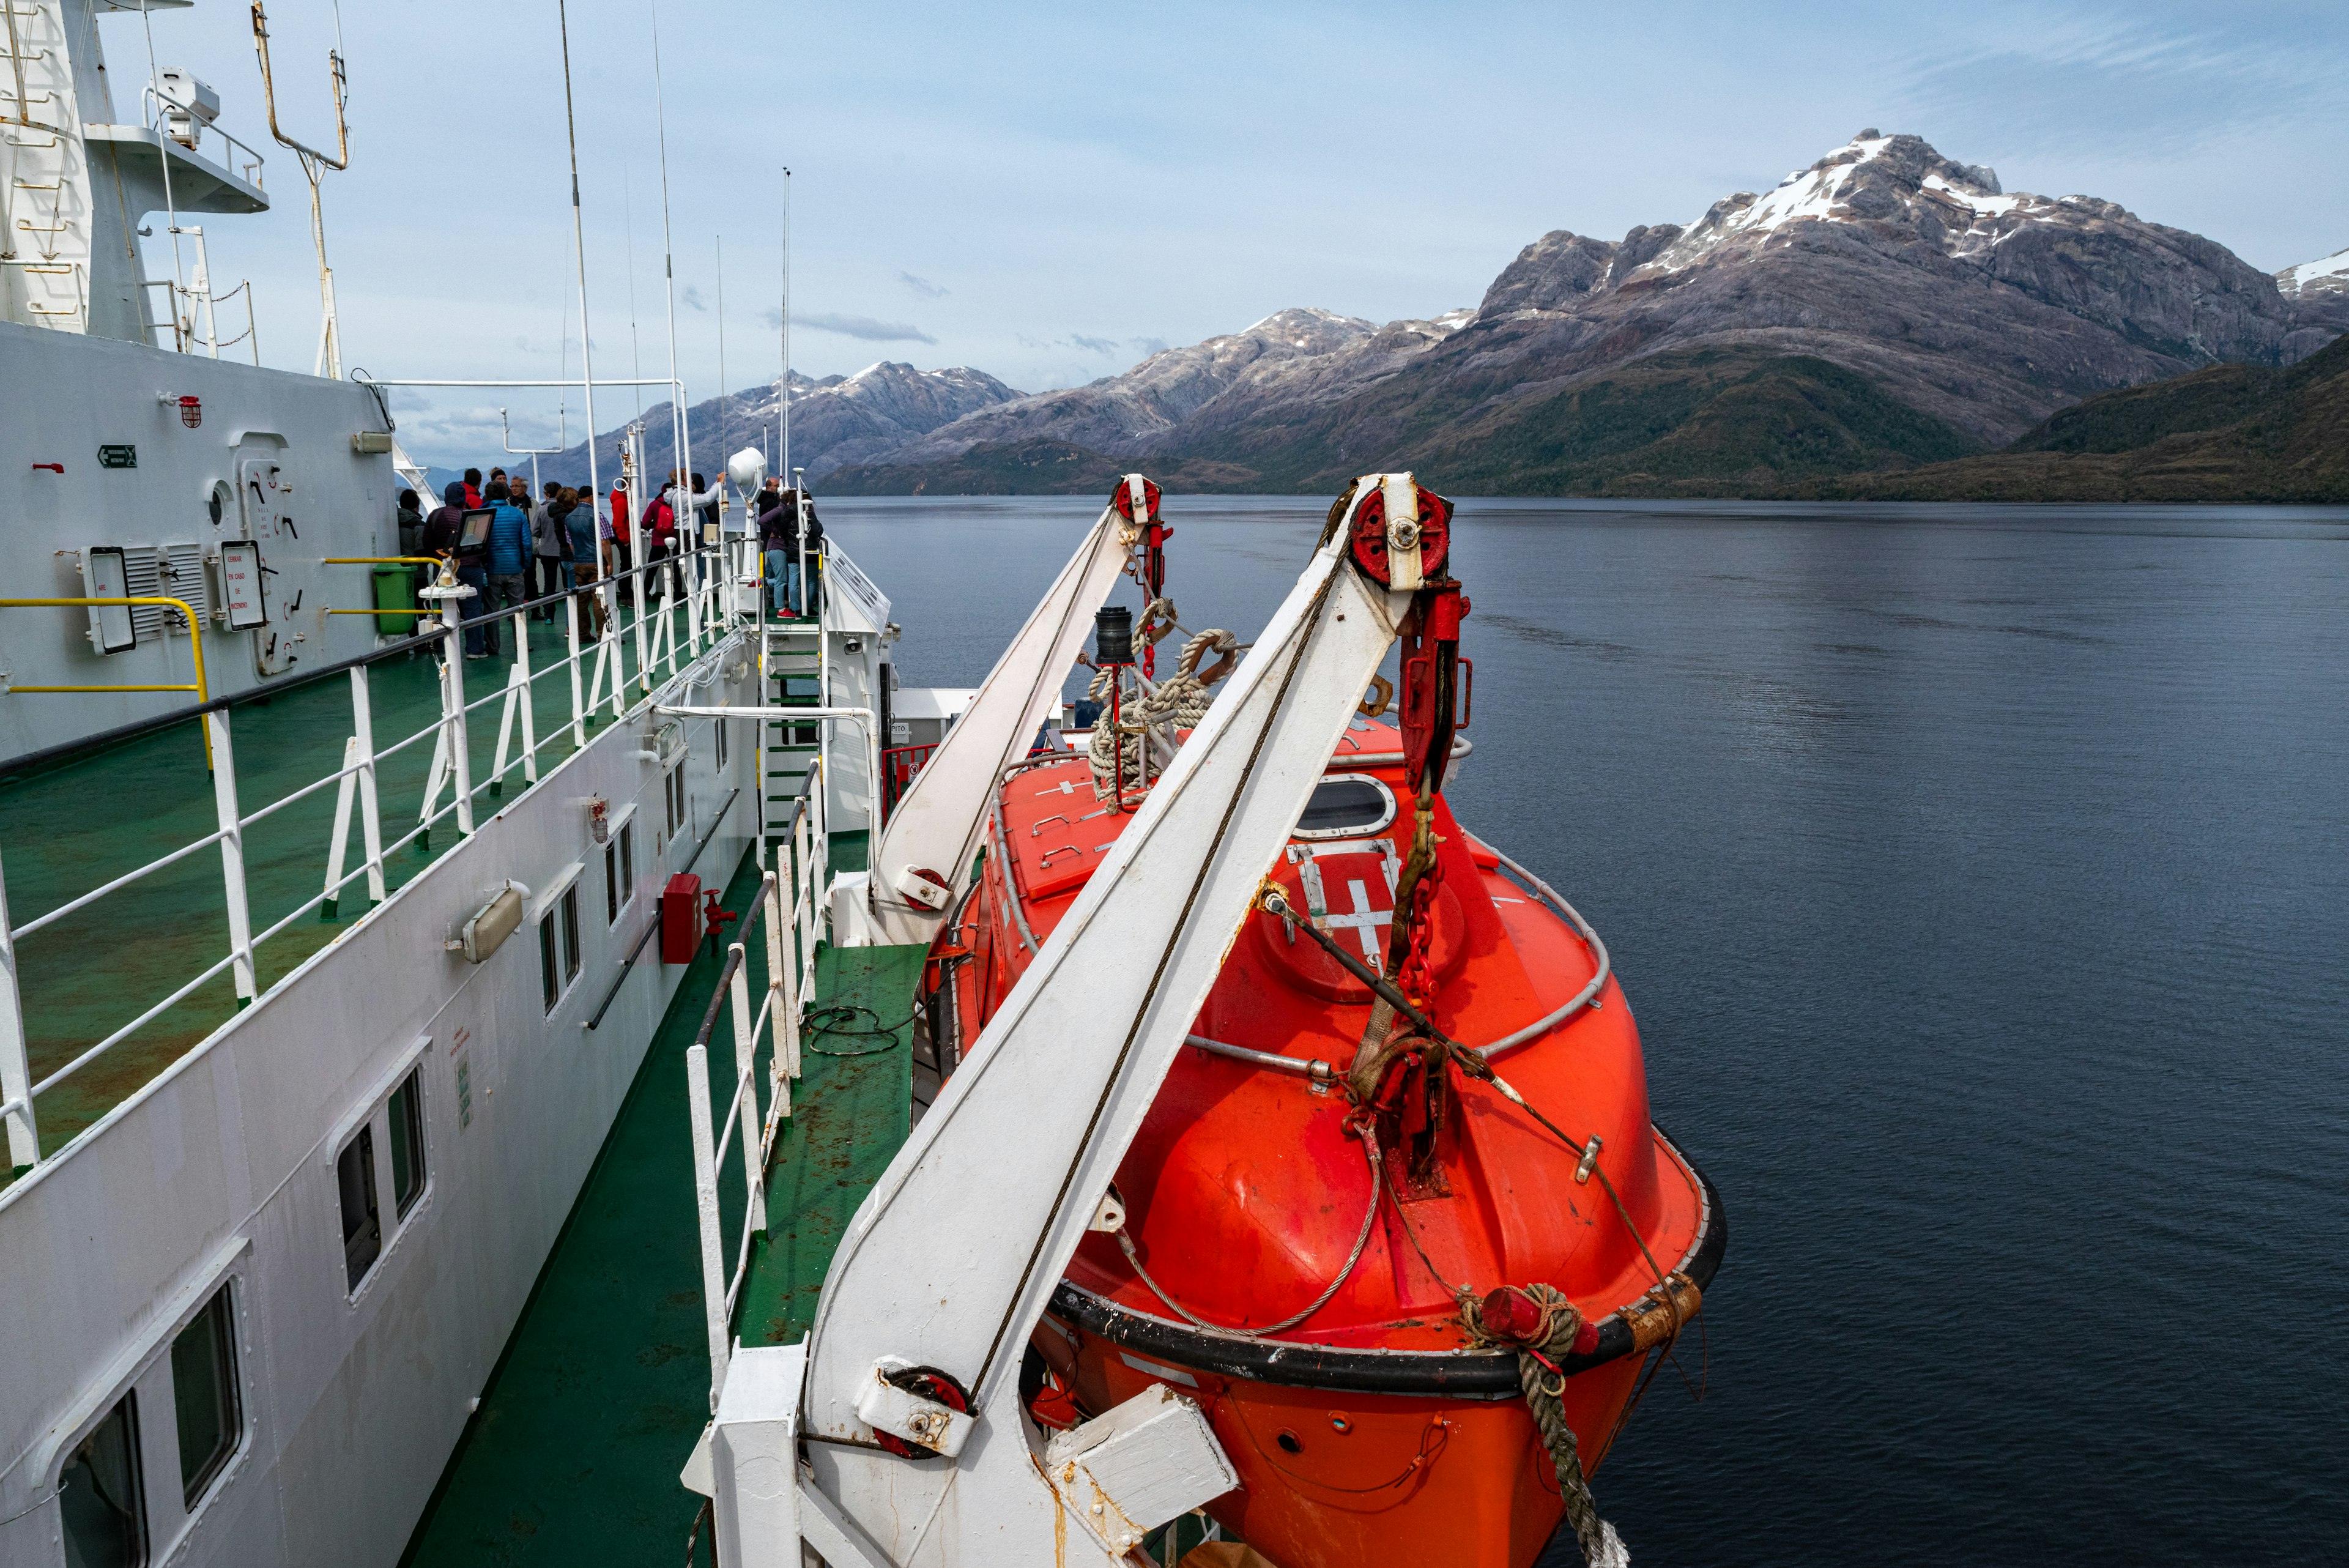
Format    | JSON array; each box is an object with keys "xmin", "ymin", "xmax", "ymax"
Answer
[
  {"xmin": 565, "ymin": 572, "xmax": 587, "ymax": 749},
  {"xmin": 667, "ymin": 557, "xmax": 686, "ymax": 677},
  {"xmin": 773, "ymin": 839, "xmax": 800, "ymax": 1083},
  {"xmin": 793, "ymin": 805, "xmax": 814, "ymax": 994},
  {"xmin": 727, "ymin": 944, "xmax": 768, "ymax": 1237},
  {"xmin": 351, "ymin": 666, "xmax": 386, "ymax": 905},
  {"xmin": 419, "ymin": 580, "xmax": 478, "ymax": 836},
  {"xmin": 489, "ymin": 663, "xmax": 526, "ymax": 797},
  {"xmin": 207, "ymin": 710, "xmax": 258, "ymax": 1006},
  {"xmin": 321, "ymin": 734, "xmax": 360, "ymax": 920},
  {"xmin": 685, "ymin": 1042, "xmax": 732, "ymax": 1409},
  {"xmin": 632, "ymin": 555, "xmax": 654, "ymax": 696},
  {"xmin": 513, "ymin": 607, "xmax": 540, "ymax": 784},
  {"xmin": 0, "ymin": 850, "xmax": 39, "ymax": 1170}
]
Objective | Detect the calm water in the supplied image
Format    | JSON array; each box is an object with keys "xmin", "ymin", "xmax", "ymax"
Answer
[{"xmin": 828, "ymin": 495, "xmax": 2349, "ymax": 1566}]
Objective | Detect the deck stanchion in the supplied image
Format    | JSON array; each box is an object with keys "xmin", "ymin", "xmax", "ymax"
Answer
[
  {"xmin": 489, "ymin": 664, "xmax": 525, "ymax": 797},
  {"xmin": 513, "ymin": 607, "xmax": 540, "ymax": 785},
  {"xmin": 633, "ymin": 555, "xmax": 653, "ymax": 696},
  {"xmin": 685, "ymin": 1042, "xmax": 732, "ymax": 1408},
  {"xmin": 727, "ymin": 943, "xmax": 767, "ymax": 1238},
  {"xmin": 565, "ymin": 575, "xmax": 588, "ymax": 749},
  {"xmin": 321, "ymin": 735, "xmax": 361, "ymax": 918},
  {"xmin": 351, "ymin": 666, "xmax": 386, "ymax": 905},
  {"xmin": 421, "ymin": 584, "xmax": 478, "ymax": 836},
  {"xmin": 0, "ymin": 850, "xmax": 40, "ymax": 1170},
  {"xmin": 207, "ymin": 710, "xmax": 258, "ymax": 1006},
  {"xmin": 774, "ymin": 838, "xmax": 800, "ymax": 1082}
]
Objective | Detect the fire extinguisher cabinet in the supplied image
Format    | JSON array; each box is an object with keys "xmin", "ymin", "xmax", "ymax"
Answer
[{"xmin": 661, "ymin": 873, "xmax": 704, "ymax": 964}]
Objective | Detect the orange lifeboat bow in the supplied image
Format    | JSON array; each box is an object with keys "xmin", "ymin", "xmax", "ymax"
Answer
[{"xmin": 929, "ymin": 489, "xmax": 1723, "ymax": 1568}]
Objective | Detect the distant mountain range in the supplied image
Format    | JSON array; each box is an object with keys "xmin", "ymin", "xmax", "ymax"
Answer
[
  {"xmin": 484, "ymin": 132, "xmax": 2346, "ymax": 503},
  {"xmin": 514, "ymin": 362, "xmax": 1025, "ymax": 491}
]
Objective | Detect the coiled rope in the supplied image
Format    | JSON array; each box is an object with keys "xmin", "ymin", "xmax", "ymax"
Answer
[{"xmin": 1086, "ymin": 620, "xmax": 1239, "ymax": 800}]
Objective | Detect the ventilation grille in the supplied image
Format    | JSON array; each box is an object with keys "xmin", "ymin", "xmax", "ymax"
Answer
[{"xmin": 119, "ymin": 543, "xmax": 210, "ymax": 641}]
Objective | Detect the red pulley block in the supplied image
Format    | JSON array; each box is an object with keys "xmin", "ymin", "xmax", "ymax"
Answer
[
  {"xmin": 1349, "ymin": 482, "xmax": 1453, "ymax": 587},
  {"xmin": 1109, "ymin": 475, "xmax": 1163, "ymax": 524}
]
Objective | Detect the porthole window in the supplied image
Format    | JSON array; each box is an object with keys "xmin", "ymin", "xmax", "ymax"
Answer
[{"xmin": 1293, "ymin": 774, "xmax": 1397, "ymax": 841}]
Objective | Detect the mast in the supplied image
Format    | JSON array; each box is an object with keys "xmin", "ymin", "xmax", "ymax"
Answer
[
  {"xmin": 556, "ymin": 0, "xmax": 600, "ymax": 534},
  {"xmin": 648, "ymin": 0, "xmax": 686, "ymax": 520}
]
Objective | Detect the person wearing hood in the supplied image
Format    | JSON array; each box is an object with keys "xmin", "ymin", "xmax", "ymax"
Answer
[{"xmin": 425, "ymin": 479, "xmax": 495, "ymax": 658}]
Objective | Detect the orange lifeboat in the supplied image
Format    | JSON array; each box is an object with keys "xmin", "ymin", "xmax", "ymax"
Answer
[{"xmin": 920, "ymin": 491, "xmax": 1723, "ymax": 1568}]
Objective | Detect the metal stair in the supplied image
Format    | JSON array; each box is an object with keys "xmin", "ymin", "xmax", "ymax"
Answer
[{"xmin": 760, "ymin": 616, "xmax": 825, "ymax": 839}]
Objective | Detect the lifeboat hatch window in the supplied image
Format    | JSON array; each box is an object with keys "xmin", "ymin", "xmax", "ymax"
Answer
[
  {"xmin": 170, "ymin": 1285, "xmax": 242, "ymax": 1509},
  {"xmin": 1294, "ymin": 775, "xmax": 1396, "ymax": 841},
  {"xmin": 58, "ymin": 1393, "xmax": 147, "ymax": 1567}
]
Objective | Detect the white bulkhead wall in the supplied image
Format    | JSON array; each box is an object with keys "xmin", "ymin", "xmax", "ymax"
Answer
[
  {"xmin": 0, "ymin": 660, "xmax": 764, "ymax": 1568},
  {"xmin": 0, "ymin": 319, "xmax": 399, "ymax": 763}
]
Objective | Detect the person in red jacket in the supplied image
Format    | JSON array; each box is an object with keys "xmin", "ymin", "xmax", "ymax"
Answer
[{"xmin": 640, "ymin": 478, "xmax": 677, "ymax": 604}]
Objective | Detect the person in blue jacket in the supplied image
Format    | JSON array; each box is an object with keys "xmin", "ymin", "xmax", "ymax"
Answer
[{"xmin": 482, "ymin": 481, "xmax": 533, "ymax": 656}]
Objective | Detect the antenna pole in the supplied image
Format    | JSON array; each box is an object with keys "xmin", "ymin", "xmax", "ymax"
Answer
[
  {"xmin": 779, "ymin": 168, "xmax": 792, "ymax": 487},
  {"xmin": 557, "ymin": 0, "xmax": 601, "ymax": 540},
  {"xmin": 649, "ymin": 0, "xmax": 686, "ymax": 541}
]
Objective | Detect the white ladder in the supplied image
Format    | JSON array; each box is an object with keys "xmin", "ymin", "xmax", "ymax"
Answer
[{"xmin": 0, "ymin": 0, "xmax": 94, "ymax": 332}]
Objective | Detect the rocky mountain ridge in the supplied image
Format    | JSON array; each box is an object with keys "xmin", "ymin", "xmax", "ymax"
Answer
[
  {"xmin": 521, "ymin": 360, "xmax": 1025, "ymax": 491},
  {"xmin": 834, "ymin": 132, "xmax": 2347, "ymax": 497}
]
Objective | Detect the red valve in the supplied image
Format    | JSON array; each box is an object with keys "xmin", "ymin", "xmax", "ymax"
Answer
[{"xmin": 31, "ymin": 463, "xmax": 62, "ymax": 474}]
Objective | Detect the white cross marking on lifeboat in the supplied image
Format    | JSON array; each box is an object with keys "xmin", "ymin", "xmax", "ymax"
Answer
[{"xmin": 1323, "ymin": 877, "xmax": 1392, "ymax": 968}]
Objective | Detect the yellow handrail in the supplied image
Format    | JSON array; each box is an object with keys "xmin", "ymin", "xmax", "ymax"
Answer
[{"xmin": 0, "ymin": 597, "xmax": 212, "ymax": 764}]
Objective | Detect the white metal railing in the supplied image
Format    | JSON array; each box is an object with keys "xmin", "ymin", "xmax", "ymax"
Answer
[
  {"xmin": 0, "ymin": 536, "xmax": 766, "ymax": 1176},
  {"xmin": 684, "ymin": 793, "xmax": 831, "ymax": 1410}
]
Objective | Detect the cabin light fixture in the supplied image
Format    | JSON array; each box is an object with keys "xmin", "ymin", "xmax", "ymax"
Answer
[
  {"xmin": 447, "ymin": 881, "xmax": 530, "ymax": 963},
  {"xmin": 156, "ymin": 393, "xmax": 202, "ymax": 428}
]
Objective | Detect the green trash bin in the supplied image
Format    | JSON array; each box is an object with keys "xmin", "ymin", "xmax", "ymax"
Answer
[{"xmin": 371, "ymin": 563, "xmax": 420, "ymax": 636}]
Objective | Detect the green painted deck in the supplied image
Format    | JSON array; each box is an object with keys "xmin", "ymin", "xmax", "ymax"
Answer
[
  {"xmin": 0, "ymin": 596, "xmax": 710, "ymax": 1186},
  {"xmin": 735, "ymin": 940, "xmax": 925, "ymax": 1347},
  {"xmin": 400, "ymin": 845, "xmax": 927, "ymax": 1568}
]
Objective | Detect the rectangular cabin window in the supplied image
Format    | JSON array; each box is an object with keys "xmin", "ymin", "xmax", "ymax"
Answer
[
  {"xmin": 561, "ymin": 886, "xmax": 582, "ymax": 986},
  {"xmin": 620, "ymin": 820, "xmax": 635, "ymax": 906},
  {"xmin": 714, "ymin": 716, "xmax": 727, "ymax": 771},
  {"xmin": 540, "ymin": 912, "xmax": 560, "ymax": 1013},
  {"xmin": 170, "ymin": 1286, "xmax": 241, "ymax": 1509},
  {"xmin": 389, "ymin": 1070, "xmax": 426, "ymax": 1219},
  {"xmin": 604, "ymin": 839, "xmax": 621, "ymax": 925},
  {"xmin": 59, "ymin": 1394, "xmax": 147, "ymax": 1567},
  {"xmin": 337, "ymin": 1126, "xmax": 380, "ymax": 1290}
]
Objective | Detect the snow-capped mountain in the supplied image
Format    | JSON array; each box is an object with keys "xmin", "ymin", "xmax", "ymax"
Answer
[
  {"xmin": 875, "ymin": 308, "xmax": 1461, "ymax": 466},
  {"xmin": 525, "ymin": 362, "xmax": 1025, "ymax": 489},
  {"xmin": 2276, "ymin": 245, "xmax": 2349, "ymax": 350},
  {"xmin": 840, "ymin": 131, "xmax": 2332, "ymax": 495}
]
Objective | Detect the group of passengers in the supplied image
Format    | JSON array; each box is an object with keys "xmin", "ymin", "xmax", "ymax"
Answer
[{"xmin": 392, "ymin": 459, "xmax": 825, "ymax": 661}]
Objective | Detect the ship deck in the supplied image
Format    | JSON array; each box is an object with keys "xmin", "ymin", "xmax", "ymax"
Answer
[
  {"xmin": 0, "ymin": 599, "xmax": 719, "ymax": 1189},
  {"xmin": 399, "ymin": 836, "xmax": 932, "ymax": 1568}
]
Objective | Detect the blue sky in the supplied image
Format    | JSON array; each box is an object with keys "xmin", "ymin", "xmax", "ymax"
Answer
[{"xmin": 107, "ymin": 0, "xmax": 2349, "ymax": 467}]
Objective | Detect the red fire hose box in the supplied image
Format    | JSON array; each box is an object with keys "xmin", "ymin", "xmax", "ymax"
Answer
[{"xmin": 661, "ymin": 873, "xmax": 704, "ymax": 964}]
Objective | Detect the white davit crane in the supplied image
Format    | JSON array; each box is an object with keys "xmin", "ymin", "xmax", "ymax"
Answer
[
  {"xmin": 859, "ymin": 482, "xmax": 1146, "ymax": 947},
  {"xmin": 699, "ymin": 505, "xmax": 1416, "ymax": 1567}
]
